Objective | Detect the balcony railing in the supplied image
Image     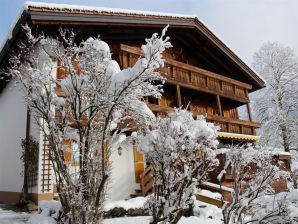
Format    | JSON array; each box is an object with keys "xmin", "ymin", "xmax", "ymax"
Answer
[
  {"xmin": 147, "ymin": 104, "xmax": 261, "ymax": 136},
  {"xmin": 119, "ymin": 44, "xmax": 252, "ymax": 103}
]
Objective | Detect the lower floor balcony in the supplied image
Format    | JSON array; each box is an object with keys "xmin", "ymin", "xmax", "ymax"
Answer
[{"xmin": 147, "ymin": 104, "xmax": 261, "ymax": 141}]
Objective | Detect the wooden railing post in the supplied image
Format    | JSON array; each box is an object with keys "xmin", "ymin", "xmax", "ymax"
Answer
[
  {"xmin": 216, "ymin": 95, "xmax": 222, "ymax": 116},
  {"xmin": 176, "ymin": 85, "xmax": 182, "ymax": 107},
  {"xmin": 246, "ymin": 103, "xmax": 253, "ymax": 121},
  {"xmin": 227, "ymin": 123, "xmax": 230, "ymax": 133},
  {"xmin": 240, "ymin": 124, "xmax": 243, "ymax": 134}
]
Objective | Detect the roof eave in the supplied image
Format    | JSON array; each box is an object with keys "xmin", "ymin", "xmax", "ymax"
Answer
[
  {"xmin": 0, "ymin": 10, "xmax": 30, "ymax": 66},
  {"xmin": 28, "ymin": 10, "xmax": 265, "ymax": 90},
  {"xmin": 192, "ymin": 18, "xmax": 265, "ymax": 91},
  {"xmin": 0, "ymin": 8, "xmax": 265, "ymax": 92}
]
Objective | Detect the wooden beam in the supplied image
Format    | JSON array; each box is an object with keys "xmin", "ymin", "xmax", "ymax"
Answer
[
  {"xmin": 216, "ymin": 95, "xmax": 222, "ymax": 116},
  {"xmin": 246, "ymin": 103, "xmax": 253, "ymax": 121},
  {"xmin": 176, "ymin": 85, "xmax": 182, "ymax": 107},
  {"xmin": 166, "ymin": 79, "xmax": 249, "ymax": 103}
]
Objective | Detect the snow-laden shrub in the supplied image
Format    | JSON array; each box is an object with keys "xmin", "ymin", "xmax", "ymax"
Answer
[
  {"xmin": 138, "ymin": 109, "xmax": 219, "ymax": 224},
  {"xmin": 28, "ymin": 200, "xmax": 62, "ymax": 224},
  {"xmin": 218, "ymin": 146, "xmax": 290, "ymax": 224},
  {"xmin": 38, "ymin": 200, "xmax": 62, "ymax": 220},
  {"xmin": 9, "ymin": 24, "xmax": 171, "ymax": 224}
]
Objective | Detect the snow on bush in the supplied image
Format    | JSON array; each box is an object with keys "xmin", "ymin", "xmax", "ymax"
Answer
[
  {"xmin": 8, "ymin": 24, "xmax": 171, "ymax": 224},
  {"xmin": 104, "ymin": 197, "xmax": 148, "ymax": 211},
  {"xmin": 138, "ymin": 109, "xmax": 219, "ymax": 224},
  {"xmin": 27, "ymin": 200, "xmax": 62, "ymax": 224},
  {"xmin": 38, "ymin": 200, "xmax": 62, "ymax": 220},
  {"xmin": 218, "ymin": 145, "xmax": 291, "ymax": 224},
  {"xmin": 246, "ymin": 189, "xmax": 298, "ymax": 223}
]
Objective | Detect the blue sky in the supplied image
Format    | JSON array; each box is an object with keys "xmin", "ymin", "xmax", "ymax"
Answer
[{"xmin": 1, "ymin": 0, "xmax": 298, "ymax": 65}]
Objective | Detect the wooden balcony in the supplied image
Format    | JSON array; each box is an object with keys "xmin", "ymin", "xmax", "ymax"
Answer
[
  {"xmin": 119, "ymin": 44, "xmax": 252, "ymax": 103},
  {"xmin": 206, "ymin": 115, "xmax": 260, "ymax": 136},
  {"xmin": 147, "ymin": 104, "xmax": 261, "ymax": 136}
]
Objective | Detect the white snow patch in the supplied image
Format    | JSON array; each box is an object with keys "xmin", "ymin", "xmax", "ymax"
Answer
[
  {"xmin": 28, "ymin": 214, "xmax": 56, "ymax": 224},
  {"xmin": 0, "ymin": 207, "xmax": 30, "ymax": 224},
  {"xmin": 104, "ymin": 197, "xmax": 147, "ymax": 211},
  {"xmin": 198, "ymin": 189, "xmax": 222, "ymax": 200},
  {"xmin": 103, "ymin": 216, "xmax": 151, "ymax": 224},
  {"xmin": 193, "ymin": 200, "xmax": 223, "ymax": 223},
  {"xmin": 103, "ymin": 215, "xmax": 222, "ymax": 224},
  {"xmin": 0, "ymin": 199, "xmax": 224, "ymax": 224},
  {"xmin": 24, "ymin": 1, "xmax": 196, "ymax": 18},
  {"xmin": 37, "ymin": 200, "xmax": 62, "ymax": 220},
  {"xmin": 214, "ymin": 147, "xmax": 231, "ymax": 155},
  {"xmin": 202, "ymin": 181, "xmax": 234, "ymax": 193}
]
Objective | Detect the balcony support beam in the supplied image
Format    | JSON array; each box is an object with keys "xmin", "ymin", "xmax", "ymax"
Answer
[
  {"xmin": 216, "ymin": 95, "xmax": 222, "ymax": 116},
  {"xmin": 176, "ymin": 85, "xmax": 182, "ymax": 107},
  {"xmin": 246, "ymin": 103, "xmax": 253, "ymax": 122}
]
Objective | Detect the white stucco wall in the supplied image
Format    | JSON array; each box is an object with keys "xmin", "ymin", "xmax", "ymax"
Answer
[
  {"xmin": 108, "ymin": 143, "xmax": 139, "ymax": 201},
  {"xmin": 0, "ymin": 82, "xmax": 27, "ymax": 193},
  {"xmin": 29, "ymin": 117, "xmax": 42, "ymax": 194}
]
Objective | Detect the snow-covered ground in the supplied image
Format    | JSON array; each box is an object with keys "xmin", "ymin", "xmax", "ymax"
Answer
[
  {"xmin": 0, "ymin": 198, "xmax": 222, "ymax": 224},
  {"xmin": 2, "ymin": 189, "xmax": 298, "ymax": 224},
  {"xmin": 0, "ymin": 214, "xmax": 221, "ymax": 224},
  {"xmin": 103, "ymin": 216, "xmax": 221, "ymax": 224},
  {"xmin": 0, "ymin": 205, "xmax": 30, "ymax": 224}
]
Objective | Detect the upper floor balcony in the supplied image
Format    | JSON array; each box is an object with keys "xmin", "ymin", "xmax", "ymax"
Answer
[{"xmin": 118, "ymin": 44, "xmax": 252, "ymax": 103}]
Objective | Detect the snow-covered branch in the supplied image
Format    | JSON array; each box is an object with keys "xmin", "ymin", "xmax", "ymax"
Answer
[
  {"xmin": 219, "ymin": 146, "xmax": 290, "ymax": 224},
  {"xmin": 8, "ymin": 25, "xmax": 172, "ymax": 224},
  {"xmin": 251, "ymin": 42, "xmax": 298, "ymax": 152}
]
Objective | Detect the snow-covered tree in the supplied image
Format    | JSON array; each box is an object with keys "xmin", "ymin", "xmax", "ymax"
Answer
[
  {"xmin": 7, "ymin": 25, "xmax": 172, "ymax": 224},
  {"xmin": 218, "ymin": 146, "xmax": 290, "ymax": 224},
  {"xmin": 251, "ymin": 42, "xmax": 298, "ymax": 152},
  {"xmin": 138, "ymin": 109, "xmax": 219, "ymax": 224}
]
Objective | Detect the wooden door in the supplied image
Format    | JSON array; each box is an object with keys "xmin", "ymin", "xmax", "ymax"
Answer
[{"xmin": 133, "ymin": 147, "xmax": 145, "ymax": 183}]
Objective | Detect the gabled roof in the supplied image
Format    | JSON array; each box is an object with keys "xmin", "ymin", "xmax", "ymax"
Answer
[{"xmin": 0, "ymin": 1, "xmax": 265, "ymax": 93}]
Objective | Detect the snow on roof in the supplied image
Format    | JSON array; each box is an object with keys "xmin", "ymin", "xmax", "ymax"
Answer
[
  {"xmin": 24, "ymin": 1, "xmax": 196, "ymax": 19},
  {"xmin": 218, "ymin": 132, "xmax": 261, "ymax": 141}
]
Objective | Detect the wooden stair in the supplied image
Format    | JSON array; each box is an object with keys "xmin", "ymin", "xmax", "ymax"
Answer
[
  {"xmin": 196, "ymin": 194, "xmax": 224, "ymax": 208},
  {"xmin": 200, "ymin": 181, "xmax": 233, "ymax": 203},
  {"xmin": 131, "ymin": 165, "xmax": 154, "ymax": 198},
  {"xmin": 130, "ymin": 166, "xmax": 232, "ymax": 209}
]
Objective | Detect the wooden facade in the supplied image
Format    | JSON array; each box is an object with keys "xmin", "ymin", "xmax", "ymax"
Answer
[
  {"xmin": 53, "ymin": 43, "xmax": 261, "ymax": 139},
  {"xmin": 117, "ymin": 44, "xmax": 261, "ymax": 138}
]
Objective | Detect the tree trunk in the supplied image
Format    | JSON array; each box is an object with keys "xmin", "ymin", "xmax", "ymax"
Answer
[
  {"xmin": 171, "ymin": 209, "xmax": 184, "ymax": 224},
  {"xmin": 280, "ymin": 124, "xmax": 290, "ymax": 152}
]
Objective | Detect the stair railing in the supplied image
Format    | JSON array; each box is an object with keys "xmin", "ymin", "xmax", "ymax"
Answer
[{"xmin": 140, "ymin": 165, "xmax": 154, "ymax": 196}]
